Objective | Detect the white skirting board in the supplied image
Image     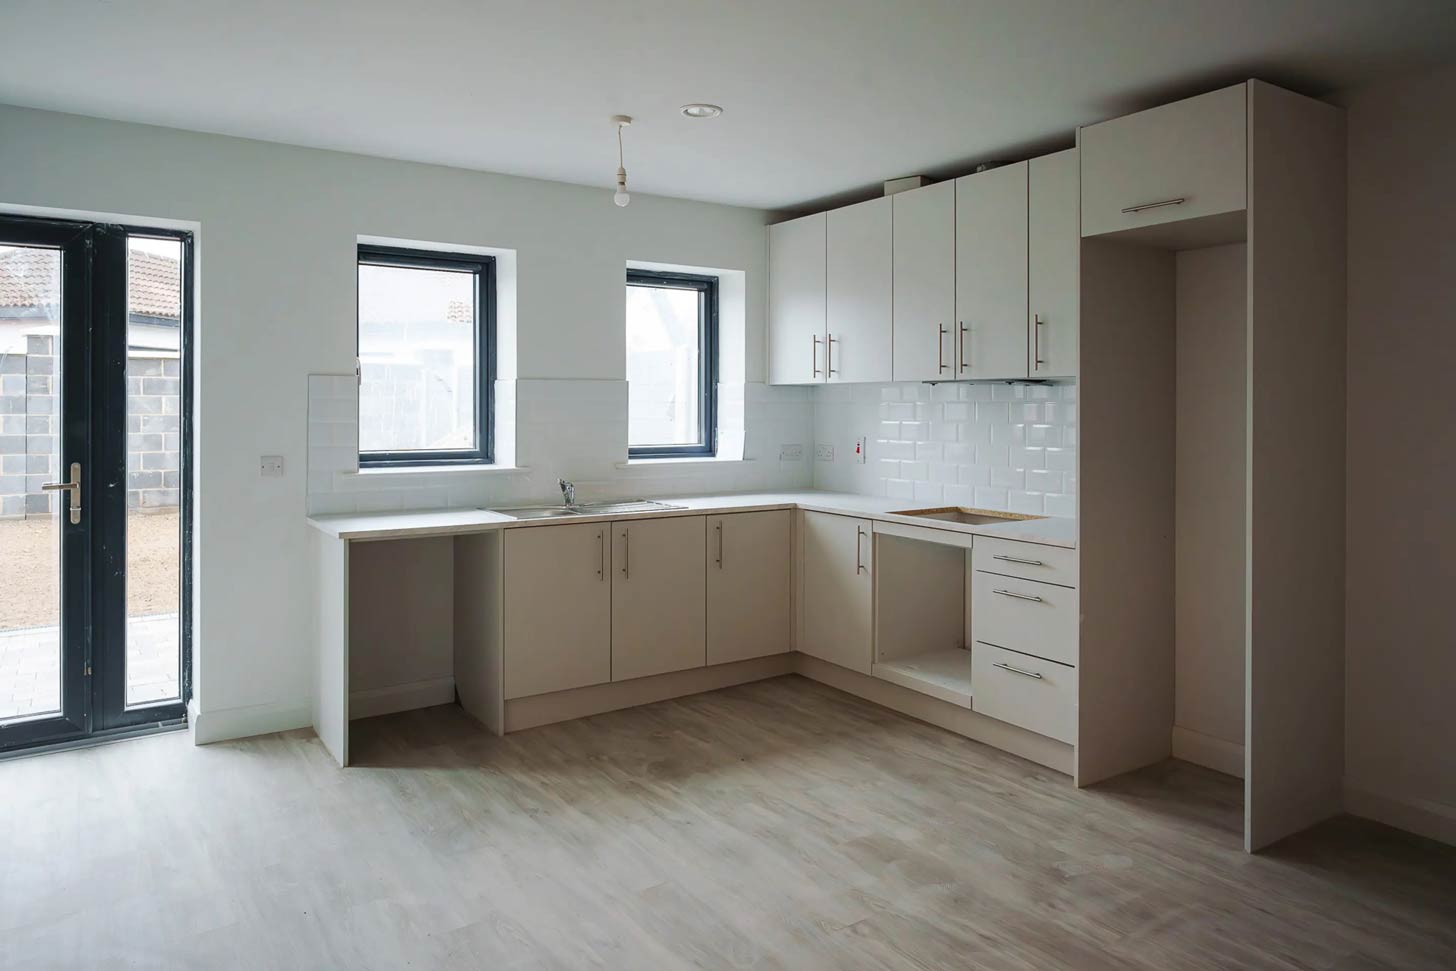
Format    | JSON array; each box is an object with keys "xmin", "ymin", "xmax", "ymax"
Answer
[
  {"xmin": 1345, "ymin": 785, "xmax": 1456, "ymax": 848},
  {"xmin": 1171, "ymin": 725, "xmax": 1245, "ymax": 778},
  {"xmin": 190, "ymin": 697, "xmax": 312, "ymax": 745},
  {"xmin": 350, "ymin": 677, "xmax": 456, "ymax": 721}
]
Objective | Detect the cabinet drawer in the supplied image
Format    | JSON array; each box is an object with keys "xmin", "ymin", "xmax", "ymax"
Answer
[
  {"xmin": 972, "ymin": 537, "xmax": 1077, "ymax": 587},
  {"xmin": 971, "ymin": 573, "xmax": 1077, "ymax": 666},
  {"xmin": 972, "ymin": 644, "xmax": 1076, "ymax": 744},
  {"xmin": 1080, "ymin": 84, "xmax": 1246, "ymax": 239}
]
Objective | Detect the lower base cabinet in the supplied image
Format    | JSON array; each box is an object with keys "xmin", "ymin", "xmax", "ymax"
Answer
[
  {"xmin": 971, "ymin": 643, "xmax": 1076, "ymax": 744},
  {"xmin": 612, "ymin": 515, "xmax": 707, "ymax": 681},
  {"xmin": 800, "ymin": 511, "xmax": 874, "ymax": 674},
  {"xmin": 503, "ymin": 521, "xmax": 612, "ymax": 699},
  {"xmin": 707, "ymin": 510, "xmax": 793, "ymax": 664}
]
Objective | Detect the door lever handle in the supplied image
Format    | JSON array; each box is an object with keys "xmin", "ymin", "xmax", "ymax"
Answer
[{"xmin": 41, "ymin": 461, "xmax": 82, "ymax": 524}]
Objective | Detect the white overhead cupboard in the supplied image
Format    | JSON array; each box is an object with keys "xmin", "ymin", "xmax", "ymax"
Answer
[{"xmin": 769, "ymin": 148, "xmax": 1080, "ymax": 385}]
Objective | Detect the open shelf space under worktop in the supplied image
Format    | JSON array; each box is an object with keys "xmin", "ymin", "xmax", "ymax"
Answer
[{"xmin": 872, "ymin": 647, "xmax": 973, "ymax": 709}]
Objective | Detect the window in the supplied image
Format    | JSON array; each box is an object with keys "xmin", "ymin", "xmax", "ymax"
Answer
[
  {"xmin": 357, "ymin": 245, "xmax": 495, "ymax": 466},
  {"xmin": 626, "ymin": 269, "xmax": 717, "ymax": 458}
]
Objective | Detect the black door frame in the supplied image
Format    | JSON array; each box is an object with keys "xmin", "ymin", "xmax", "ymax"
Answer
[{"xmin": 0, "ymin": 214, "xmax": 193, "ymax": 754}]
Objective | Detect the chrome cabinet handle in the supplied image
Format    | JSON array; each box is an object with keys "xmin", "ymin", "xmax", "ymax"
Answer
[
  {"xmin": 994, "ymin": 661, "xmax": 1043, "ymax": 680},
  {"xmin": 621, "ymin": 526, "xmax": 630, "ymax": 579},
  {"xmin": 1033, "ymin": 314, "xmax": 1045, "ymax": 371},
  {"xmin": 1121, "ymin": 197, "xmax": 1185, "ymax": 214},
  {"xmin": 827, "ymin": 334, "xmax": 839, "ymax": 376},
  {"xmin": 993, "ymin": 588, "xmax": 1044, "ymax": 603},
  {"xmin": 41, "ymin": 461, "xmax": 82, "ymax": 525},
  {"xmin": 597, "ymin": 529, "xmax": 606, "ymax": 580},
  {"xmin": 937, "ymin": 323, "xmax": 948, "ymax": 373},
  {"xmin": 958, "ymin": 322, "xmax": 969, "ymax": 374},
  {"xmin": 993, "ymin": 553, "xmax": 1044, "ymax": 567},
  {"xmin": 855, "ymin": 526, "xmax": 867, "ymax": 574},
  {"xmin": 811, "ymin": 334, "xmax": 822, "ymax": 378},
  {"xmin": 715, "ymin": 521, "xmax": 724, "ymax": 569}
]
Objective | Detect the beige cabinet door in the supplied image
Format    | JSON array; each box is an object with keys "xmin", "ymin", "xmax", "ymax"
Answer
[
  {"xmin": 1079, "ymin": 83, "xmax": 1246, "ymax": 239},
  {"xmin": 707, "ymin": 510, "xmax": 792, "ymax": 665},
  {"xmin": 612, "ymin": 515, "xmax": 707, "ymax": 682},
  {"xmin": 799, "ymin": 511, "xmax": 874, "ymax": 674},
  {"xmin": 1028, "ymin": 148, "xmax": 1079, "ymax": 379},
  {"xmin": 768, "ymin": 212, "xmax": 827, "ymax": 385},
  {"xmin": 503, "ymin": 522, "xmax": 611, "ymax": 699},
  {"xmin": 826, "ymin": 197, "xmax": 893, "ymax": 383},
  {"xmin": 892, "ymin": 180, "xmax": 957, "ymax": 382},
  {"xmin": 955, "ymin": 162, "xmax": 1028, "ymax": 380}
]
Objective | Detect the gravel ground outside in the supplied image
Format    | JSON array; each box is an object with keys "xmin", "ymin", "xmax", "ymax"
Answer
[{"xmin": 0, "ymin": 508, "xmax": 181, "ymax": 631}]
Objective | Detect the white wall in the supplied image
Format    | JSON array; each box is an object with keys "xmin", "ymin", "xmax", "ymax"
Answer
[
  {"xmin": 1343, "ymin": 65, "xmax": 1456, "ymax": 844},
  {"xmin": 811, "ymin": 380, "xmax": 1077, "ymax": 516},
  {"xmin": 0, "ymin": 104, "xmax": 811, "ymax": 740}
]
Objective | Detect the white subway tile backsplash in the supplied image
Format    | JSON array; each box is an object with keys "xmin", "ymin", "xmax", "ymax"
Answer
[{"xmin": 815, "ymin": 380, "xmax": 1077, "ymax": 517}]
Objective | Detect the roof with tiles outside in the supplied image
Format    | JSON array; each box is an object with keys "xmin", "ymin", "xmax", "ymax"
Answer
[{"xmin": 0, "ymin": 245, "xmax": 180, "ymax": 321}]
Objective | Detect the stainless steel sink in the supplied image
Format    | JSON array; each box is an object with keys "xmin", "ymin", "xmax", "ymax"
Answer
[
  {"xmin": 492, "ymin": 505, "xmax": 584, "ymax": 520},
  {"xmin": 490, "ymin": 499, "xmax": 687, "ymax": 520},
  {"xmin": 889, "ymin": 507, "xmax": 1042, "ymax": 526}
]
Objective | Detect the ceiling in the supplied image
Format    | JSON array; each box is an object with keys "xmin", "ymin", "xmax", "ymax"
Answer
[{"xmin": 2, "ymin": 1, "xmax": 1453, "ymax": 212}]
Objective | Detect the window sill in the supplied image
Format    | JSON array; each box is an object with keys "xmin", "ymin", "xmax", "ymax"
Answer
[
  {"xmin": 352, "ymin": 463, "xmax": 528, "ymax": 477},
  {"xmin": 617, "ymin": 456, "xmax": 752, "ymax": 468}
]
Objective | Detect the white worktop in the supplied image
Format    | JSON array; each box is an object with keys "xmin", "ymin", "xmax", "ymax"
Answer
[{"xmin": 306, "ymin": 490, "xmax": 1077, "ymax": 548}]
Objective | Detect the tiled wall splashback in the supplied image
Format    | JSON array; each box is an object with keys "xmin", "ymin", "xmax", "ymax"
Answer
[{"xmin": 811, "ymin": 380, "xmax": 1077, "ymax": 517}]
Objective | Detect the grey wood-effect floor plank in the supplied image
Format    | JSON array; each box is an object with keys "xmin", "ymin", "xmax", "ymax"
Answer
[{"xmin": 2, "ymin": 674, "xmax": 1453, "ymax": 970}]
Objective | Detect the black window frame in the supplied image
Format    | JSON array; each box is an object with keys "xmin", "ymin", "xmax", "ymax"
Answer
[
  {"xmin": 625, "ymin": 269, "xmax": 718, "ymax": 459},
  {"xmin": 356, "ymin": 244, "xmax": 496, "ymax": 468}
]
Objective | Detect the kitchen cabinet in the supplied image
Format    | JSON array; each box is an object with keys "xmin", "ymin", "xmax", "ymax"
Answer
[
  {"xmin": 706, "ymin": 510, "xmax": 792, "ymax": 665},
  {"xmin": 1080, "ymin": 83, "xmax": 1246, "ymax": 240},
  {"xmin": 1028, "ymin": 148, "xmax": 1079, "ymax": 378},
  {"xmin": 768, "ymin": 212, "xmax": 827, "ymax": 384},
  {"xmin": 826, "ymin": 197, "xmax": 893, "ymax": 383},
  {"xmin": 972, "ymin": 643, "xmax": 1076, "ymax": 744},
  {"xmin": 612, "ymin": 515, "xmax": 707, "ymax": 681},
  {"xmin": 955, "ymin": 162, "xmax": 1029, "ymax": 380},
  {"xmin": 891, "ymin": 180, "xmax": 957, "ymax": 382},
  {"xmin": 503, "ymin": 521, "xmax": 612, "ymax": 699},
  {"xmin": 799, "ymin": 511, "xmax": 874, "ymax": 674}
]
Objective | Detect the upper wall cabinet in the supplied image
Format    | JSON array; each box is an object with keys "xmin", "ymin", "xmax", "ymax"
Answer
[
  {"xmin": 956, "ymin": 162, "xmax": 1029, "ymax": 380},
  {"xmin": 1080, "ymin": 84, "xmax": 1247, "ymax": 243},
  {"xmin": 892, "ymin": 180, "xmax": 956, "ymax": 382},
  {"xmin": 768, "ymin": 212, "xmax": 827, "ymax": 384},
  {"xmin": 826, "ymin": 197, "xmax": 894, "ymax": 383},
  {"xmin": 1028, "ymin": 149, "xmax": 1079, "ymax": 379}
]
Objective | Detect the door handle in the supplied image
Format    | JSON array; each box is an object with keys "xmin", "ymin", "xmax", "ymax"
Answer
[
  {"xmin": 855, "ymin": 526, "xmax": 867, "ymax": 574},
  {"xmin": 811, "ymin": 334, "xmax": 822, "ymax": 378},
  {"xmin": 827, "ymin": 334, "xmax": 839, "ymax": 376},
  {"xmin": 597, "ymin": 529, "xmax": 606, "ymax": 580},
  {"xmin": 715, "ymin": 521, "xmax": 724, "ymax": 569},
  {"xmin": 993, "ymin": 661, "xmax": 1044, "ymax": 680},
  {"xmin": 621, "ymin": 526, "xmax": 630, "ymax": 579},
  {"xmin": 41, "ymin": 461, "xmax": 82, "ymax": 525},
  {"xmin": 958, "ymin": 322, "xmax": 969, "ymax": 374},
  {"xmin": 937, "ymin": 323, "xmax": 948, "ymax": 373},
  {"xmin": 993, "ymin": 588, "xmax": 1044, "ymax": 603}
]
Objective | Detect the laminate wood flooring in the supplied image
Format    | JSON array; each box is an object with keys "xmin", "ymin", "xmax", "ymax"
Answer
[{"xmin": 2, "ymin": 675, "xmax": 1453, "ymax": 970}]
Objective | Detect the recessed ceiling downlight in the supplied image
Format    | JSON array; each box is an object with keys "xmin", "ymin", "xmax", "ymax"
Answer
[{"xmin": 680, "ymin": 103, "xmax": 723, "ymax": 119}]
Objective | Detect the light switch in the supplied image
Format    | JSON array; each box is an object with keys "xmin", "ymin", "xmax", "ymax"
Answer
[{"xmin": 260, "ymin": 455, "xmax": 285, "ymax": 477}]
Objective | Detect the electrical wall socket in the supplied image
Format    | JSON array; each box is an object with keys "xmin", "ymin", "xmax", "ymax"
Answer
[
  {"xmin": 779, "ymin": 444, "xmax": 803, "ymax": 461},
  {"xmin": 815, "ymin": 443, "xmax": 834, "ymax": 461},
  {"xmin": 260, "ymin": 455, "xmax": 285, "ymax": 477}
]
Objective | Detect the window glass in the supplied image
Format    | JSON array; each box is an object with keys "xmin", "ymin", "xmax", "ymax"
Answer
[{"xmin": 626, "ymin": 272, "xmax": 714, "ymax": 456}]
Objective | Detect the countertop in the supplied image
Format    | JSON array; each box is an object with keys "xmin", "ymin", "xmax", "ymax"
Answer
[{"xmin": 307, "ymin": 491, "xmax": 1078, "ymax": 549}]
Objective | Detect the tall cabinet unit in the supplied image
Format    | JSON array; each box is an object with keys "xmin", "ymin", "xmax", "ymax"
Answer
[
  {"xmin": 955, "ymin": 162, "xmax": 1029, "ymax": 380},
  {"xmin": 768, "ymin": 212, "xmax": 827, "ymax": 384},
  {"xmin": 1076, "ymin": 80, "xmax": 1346, "ymax": 852}
]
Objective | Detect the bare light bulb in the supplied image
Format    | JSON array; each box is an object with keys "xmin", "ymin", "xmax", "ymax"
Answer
[
  {"xmin": 614, "ymin": 188, "xmax": 631, "ymax": 207},
  {"xmin": 612, "ymin": 116, "xmax": 633, "ymax": 208}
]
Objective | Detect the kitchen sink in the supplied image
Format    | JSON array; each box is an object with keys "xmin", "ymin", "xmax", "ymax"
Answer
[
  {"xmin": 889, "ymin": 507, "xmax": 1043, "ymax": 526},
  {"xmin": 490, "ymin": 499, "xmax": 687, "ymax": 520}
]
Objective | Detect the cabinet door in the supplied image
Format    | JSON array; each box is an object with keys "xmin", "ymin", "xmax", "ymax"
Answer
[
  {"xmin": 1028, "ymin": 149, "xmax": 1079, "ymax": 379},
  {"xmin": 612, "ymin": 515, "xmax": 706, "ymax": 681},
  {"xmin": 503, "ymin": 523, "xmax": 611, "ymax": 699},
  {"xmin": 768, "ymin": 212, "xmax": 827, "ymax": 385},
  {"xmin": 892, "ymin": 180, "xmax": 957, "ymax": 382},
  {"xmin": 707, "ymin": 511, "xmax": 792, "ymax": 665},
  {"xmin": 1080, "ymin": 83, "xmax": 1246, "ymax": 239},
  {"xmin": 826, "ymin": 197, "xmax": 893, "ymax": 383},
  {"xmin": 955, "ymin": 162, "xmax": 1028, "ymax": 380},
  {"xmin": 800, "ymin": 511, "xmax": 873, "ymax": 674}
]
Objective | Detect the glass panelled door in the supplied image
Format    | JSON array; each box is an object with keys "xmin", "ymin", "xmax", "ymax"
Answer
[{"xmin": 0, "ymin": 215, "xmax": 190, "ymax": 753}]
